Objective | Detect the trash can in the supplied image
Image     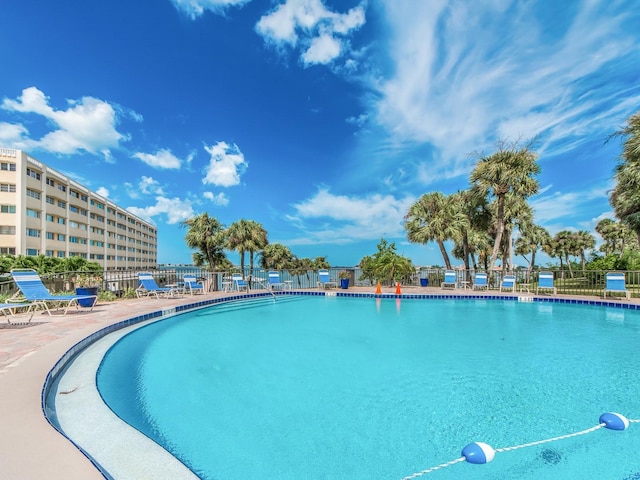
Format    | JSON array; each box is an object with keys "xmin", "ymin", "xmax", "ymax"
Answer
[{"xmin": 420, "ymin": 278, "xmax": 428, "ymax": 287}]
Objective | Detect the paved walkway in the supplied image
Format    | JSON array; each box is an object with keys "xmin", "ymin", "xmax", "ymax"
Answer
[{"xmin": 0, "ymin": 286, "xmax": 635, "ymax": 479}]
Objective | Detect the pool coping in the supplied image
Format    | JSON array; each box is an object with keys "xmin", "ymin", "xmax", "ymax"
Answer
[{"xmin": 2, "ymin": 287, "xmax": 640, "ymax": 479}]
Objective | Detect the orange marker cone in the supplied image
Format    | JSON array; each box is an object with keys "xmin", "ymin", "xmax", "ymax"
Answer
[
  {"xmin": 395, "ymin": 282, "xmax": 402, "ymax": 295},
  {"xmin": 376, "ymin": 282, "xmax": 382, "ymax": 294}
]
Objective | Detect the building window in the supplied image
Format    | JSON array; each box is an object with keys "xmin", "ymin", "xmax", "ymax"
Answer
[
  {"xmin": 80, "ymin": 194, "xmax": 88, "ymax": 202},
  {"xmin": 57, "ymin": 200, "xmax": 66, "ymax": 208},
  {"xmin": 69, "ymin": 220, "xmax": 79, "ymax": 228},
  {"xmin": 26, "ymin": 168, "xmax": 41, "ymax": 180},
  {"xmin": 27, "ymin": 229, "xmax": 40, "ymax": 237},
  {"xmin": 0, "ymin": 247, "xmax": 16, "ymax": 254},
  {"xmin": 0, "ymin": 183, "xmax": 16, "ymax": 192},
  {"xmin": 46, "ymin": 214, "xmax": 54, "ymax": 222},
  {"xmin": 26, "ymin": 248, "xmax": 39, "ymax": 255},
  {"xmin": 57, "ymin": 217, "xmax": 65, "ymax": 225},
  {"xmin": 26, "ymin": 208, "xmax": 40, "ymax": 218},
  {"xmin": 69, "ymin": 205, "xmax": 79, "ymax": 213},
  {"xmin": 70, "ymin": 190, "xmax": 79, "ymax": 199},
  {"xmin": 0, "ymin": 226, "xmax": 16, "ymax": 234},
  {"xmin": 1, "ymin": 162, "xmax": 16, "ymax": 171},
  {"xmin": 26, "ymin": 189, "xmax": 41, "ymax": 200},
  {"xmin": 46, "ymin": 232, "xmax": 54, "ymax": 240},
  {"xmin": 57, "ymin": 251, "xmax": 65, "ymax": 258},
  {"xmin": 46, "ymin": 178, "xmax": 55, "ymax": 187},
  {"xmin": 45, "ymin": 250, "xmax": 54, "ymax": 256},
  {"xmin": 57, "ymin": 233, "xmax": 65, "ymax": 241},
  {"xmin": 58, "ymin": 184, "xmax": 66, "ymax": 193},
  {"xmin": 46, "ymin": 196, "xmax": 54, "ymax": 205},
  {"xmin": 0, "ymin": 205, "xmax": 16, "ymax": 213}
]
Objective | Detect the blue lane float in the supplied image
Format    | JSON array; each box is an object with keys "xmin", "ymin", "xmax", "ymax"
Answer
[
  {"xmin": 600, "ymin": 412, "xmax": 629, "ymax": 431},
  {"xmin": 461, "ymin": 442, "xmax": 495, "ymax": 464}
]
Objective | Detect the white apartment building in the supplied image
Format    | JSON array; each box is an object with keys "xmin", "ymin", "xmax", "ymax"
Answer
[{"xmin": 0, "ymin": 147, "xmax": 157, "ymax": 270}]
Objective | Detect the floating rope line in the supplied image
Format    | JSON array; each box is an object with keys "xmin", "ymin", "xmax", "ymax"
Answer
[
  {"xmin": 401, "ymin": 457, "xmax": 466, "ymax": 480},
  {"xmin": 495, "ymin": 423, "xmax": 605, "ymax": 453},
  {"xmin": 401, "ymin": 413, "xmax": 640, "ymax": 479}
]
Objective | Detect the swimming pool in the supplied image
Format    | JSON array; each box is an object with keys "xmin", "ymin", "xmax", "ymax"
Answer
[{"xmin": 95, "ymin": 296, "xmax": 640, "ymax": 479}]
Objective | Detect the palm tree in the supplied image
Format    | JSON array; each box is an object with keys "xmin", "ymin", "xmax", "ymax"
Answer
[
  {"xmin": 574, "ymin": 230, "xmax": 595, "ymax": 273},
  {"xmin": 597, "ymin": 217, "xmax": 639, "ymax": 258},
  {"xmin": 554, "ymin": 230, "xmax": 577, "ymax": 278},
  {"xmin": 358, "ymin": 239, "xmax": 414, "ymax": 285},
  {"xmin": 289, "ymin": 257, "xmax": 313, "ymax": 287},
  {"xmin": 515, "ymin": 224, "xmax": 551, "ymax": 273},
  {"xmin": 404, "ymin": 192, "xmax": 456, "ymax": 269},
  {"xmin": 448, "ymin": 190, "xmax": 487, "ymax": 272},
  {"xmin": 497, "ymin": 194, "xmax": 533, "ymax": 272},
  {"xmin": 470, "ymin": 144, "xmax": 541, "ymax": 270},
  {"xmin": 610, "ymin": 111, "xmax": 640, "ymax": 244},
  {"xmin": 260, "ymin": 243, "xmax": 294, "ymax": 271},
  {"xmin": 226, "ymin": 219, "xmax": 269, "ymax": 277},
  {"xmin": 182, "ymin": 213, "xmax": 227, "ymax": 271}
]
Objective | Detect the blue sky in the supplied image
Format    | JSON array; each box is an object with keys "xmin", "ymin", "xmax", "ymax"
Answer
[{"xmin": 1, "ymin": 0, "xmax": 639, "ymax": 267}]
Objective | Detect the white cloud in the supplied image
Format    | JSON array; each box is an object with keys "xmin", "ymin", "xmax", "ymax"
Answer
[
  {"xmin": 203, "ymin": 191, "xmax": 230, "ymax": 206},
  {"xmin": 1, "ymin": 87, "xmax": 125, "ymax": 159},
  {"xmin": 373, "ymin": 0, "xmax": 640, "ymax": 179},
  {"xmin": 133, "ymin": 149, "xmax": 181, "ymax": 169},
  {"xmin": 170, "ymin": 0, "xmax": 251, "ymax": 19},
  {"xmin": 256, "ymin": 0, "xmax": 366, "ymax": 66},
  {"xmin": 531, "ymin": 183, "xmax": 610, "ymax": 228},
  {"xmin": 139, "ymin": 176, "xmax": 165, "ymax": 195},
  {"xmin": 127, "ymin": 196, "xmax": 193, "ymax": 224},
  {"xmin": 202, "ymin": 141, "xmax": 247, "ymax": 187},
  {"xmin": 287, "ymin": 187, "xmax": 415, "ymax": 245},
  {"xmin": 96, "ymin": 187, "xmax": 110, "ymax": 198},
  {"xmin": 302, "ymin": 34, "xmax": 341, "ymax": 65},
  {"xmin": 0, "ymin": 122, "xmax": 28, "ymax": 145}
]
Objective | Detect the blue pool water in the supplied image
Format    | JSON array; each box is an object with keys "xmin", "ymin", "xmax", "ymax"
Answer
[{"xmin": 97, "ymin": 296, "xmax": 640, "ymax": 479}]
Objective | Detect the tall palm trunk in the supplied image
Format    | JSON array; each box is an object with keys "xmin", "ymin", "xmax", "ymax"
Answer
[
  {"xmin": 437, "ymin": 240, "xmax": 453, "ymax": 270},
  {"xmin": 489, "ymin": 195, "xmax": 505, "ymax": 269},
  {"xmin": 564, "ymin": 254, "xmax": 574, "ymax": 278}
]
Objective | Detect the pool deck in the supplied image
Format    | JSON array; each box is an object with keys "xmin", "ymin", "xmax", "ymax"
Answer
[{"xmin": 0, "ymin": 286, "xmax": 637, "ymax": 480}]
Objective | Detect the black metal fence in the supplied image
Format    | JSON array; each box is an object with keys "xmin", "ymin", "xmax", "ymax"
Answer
[{"xmin": 0, "ymin": 268, "xmax": 637, "ymax": 299}]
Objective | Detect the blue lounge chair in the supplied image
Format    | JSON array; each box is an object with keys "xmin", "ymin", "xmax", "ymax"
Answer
[
  {"xmin": 10, "ymin": 268, "xmax": 97, "ymax": 315},
  {"xmin": 136, "ymin": 272, "xmax": 179, "ymax": 298},
  {"xmin": 183, "ymin": 274, "xmax": 205, "ymax": 295},
  {"xmin": 317, "ymin": 270, "xmax": 337, "ymax": 289},
  {"xmin": 536, "ymin": 271, "xmax": 557, "ymax": 295},
  {"xmin": 268, "ymin": 271, "xmax": 286, "ymax": 291},
  {"xmin": 500, "ymin": 275, "xmax": 516, "ymax": 292},
  {"xmin": 604, "ymin": 272, "xmax": 631, "ymax": 300},
  {"xmin": 232, "ymin": 273, "xmax": 249, "ymax": 292},
  {"xmin": 473, "ymin": 272, "xmax": 488, "ymax": 290},
  {"xmin": 442, "ymin": 270, "xmax": 457, "ymax": 289}
]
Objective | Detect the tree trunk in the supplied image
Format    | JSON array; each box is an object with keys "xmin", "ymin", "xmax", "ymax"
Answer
[
  {"xmin": 462, "ymin": 232, "xmax": 471, "ymax": 272},
  {"xmin": 565, "ymin": 254, "xmax": 574, "ymax": 278},
  {"xmin": 489, "ymin": 196, "xmax": 505, "ymax": 270},
  {"xmin": 437, "ymin": 240, "xmax": 452, "ymax": 270},
  {"xmin": 530, "ymin": 251, "xmax": 536, "ymax": 271}
]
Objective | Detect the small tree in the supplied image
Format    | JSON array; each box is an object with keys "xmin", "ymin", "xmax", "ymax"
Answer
[{"xmin": 358, "ymin": 239, "xmax": 414, "ymax": 285}]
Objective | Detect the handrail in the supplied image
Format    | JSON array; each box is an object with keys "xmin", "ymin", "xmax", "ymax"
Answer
[{"xmin": 250, "ymin": 277, "xmax": 276, "ymax": 301}]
